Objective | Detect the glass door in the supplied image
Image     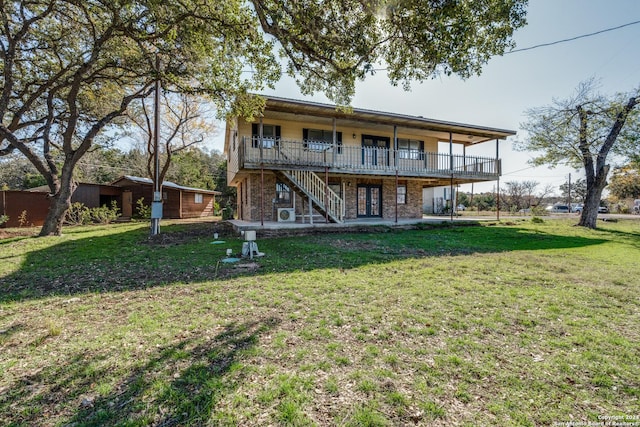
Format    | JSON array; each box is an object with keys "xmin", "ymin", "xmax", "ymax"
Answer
[
  {"xmin": 362, "ymin": 135, "xmax": 390, "ymax": 167},
  {"xmin": 357, "ymin": 185, "xmax": 382, "ymax": 217}
]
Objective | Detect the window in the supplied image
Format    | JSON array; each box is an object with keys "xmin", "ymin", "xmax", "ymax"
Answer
[
  {"xmin": 194, "ymin": 193, "xmax": 203, "ymax": 204},
  {"xmin": 251, "ymin": 123, "xmax": 281, "ymax": 148},
  {"xmin": 397, "ymin": 184, "xmax": 407, "ymax": 204},
  {"xmin": 276, "ymin": 182, "xmax": 291, "ymax": 203},
  {"xmin": 303, "ymin": 128, "xmax": 342, "ymax": 153},
  {"xmin": 329, "ymin": 183, "xmax": 342, "ymax": 198},
  {"xmin": 397, "ymin": 138, "xmax": 424, "ymax": 159}
]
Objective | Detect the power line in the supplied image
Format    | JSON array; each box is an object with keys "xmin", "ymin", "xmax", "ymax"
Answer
[
  {"xmin": 506, "ymin": 20, "xmax": 640, "ymax": 54},
  {"xmin": 241, "ymin": 19, "xmax": 640, "ymax": 75}
]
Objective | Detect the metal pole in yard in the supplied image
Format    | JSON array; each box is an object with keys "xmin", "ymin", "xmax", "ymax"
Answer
[
  {"xmin": 395, "ymin": 169, "xmax": 399, "ymax": 224},
  {"xmin": 450, "ymin": 176, "xmax": 454, "ymax": 223},
  {"xmin": 325, "ymin": 167, "xmax": 329, "ymax": 223},
  {"xmin": 151, "ymin": 53, "xmax": 162, "ymax": 236},
  {"xmin": 449, "ymin": 132, "xmax": 454, "ymax": 223},
  {"xmin": 496, "ymin": 139, "xmax": 500, "ymax": 221},
  {"xmin": 394, "ymin": 125, "xmax": 398, "ymax": 224}
]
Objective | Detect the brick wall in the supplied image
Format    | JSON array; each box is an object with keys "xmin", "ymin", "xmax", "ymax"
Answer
[
  {"xmin": 243, "ymin": 173, "xmax": 278, "ymax": 221},
  {"xmin": 381, "ymin": 179, "xmax": 423, "ymax": 219},
  {"xmin": 239, "ymin": 173, "xmax": 424, "ymax": 222}
]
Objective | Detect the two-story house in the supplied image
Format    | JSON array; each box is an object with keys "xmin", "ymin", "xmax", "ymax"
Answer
[{"xmin": 225, "ymin": 96, "xmax": 515, "ymax": 224}]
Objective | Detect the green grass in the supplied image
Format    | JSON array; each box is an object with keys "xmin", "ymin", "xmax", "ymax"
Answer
[{"xmin": 1, "ymin": 218, "xmax": 639, "ymax": 426}]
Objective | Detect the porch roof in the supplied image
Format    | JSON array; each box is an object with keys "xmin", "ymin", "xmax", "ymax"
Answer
[{"xmin": 260, "ymin": 96, "xmax": 516, "ymax": 145}]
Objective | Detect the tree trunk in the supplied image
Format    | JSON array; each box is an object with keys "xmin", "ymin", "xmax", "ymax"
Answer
[
  {"xmin": 577, "ymin": 166, "xmax": 608, "ymax": 229},
  {"xmin": 39, "ymin": 165, "xmax": 76, "ymax": 236}
]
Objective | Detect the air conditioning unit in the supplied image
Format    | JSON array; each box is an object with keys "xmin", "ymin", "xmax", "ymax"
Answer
[{"xmin": 277, "ymin": 208, "xmax": 296, "ymax": 222}]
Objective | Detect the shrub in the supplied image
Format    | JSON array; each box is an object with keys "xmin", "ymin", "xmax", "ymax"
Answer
[
  {"xmin": 89, "ymin": 201, "xmax": 120, "ymax": 224},
  {"xmin": 531, "ymin": 216, "xmax": 544, "ymax": 224},
  {"xmin": 531, "ymin": 206, "xmax": 547, "ymax": 216},
  {"xmin": 17, "ymin": 210, "xmax": 29, "ymax": 227},
  {"xmin": 222, "ymin": 206, "xmax": 234, "ymax": 220},
  {"xmin": 134, "ymin": 197, "xmax": 151, "ymax": 219},
  {"xmin": 0, "ymin": 214, "xmax": 8, "ymax": 226},
  {"xmin": 616, "ymin": 203, "xmax": 630, "ymax": 214},
  {"xmin": 65, "ymin": 202, "xmax": 91, "ymax": 225}
]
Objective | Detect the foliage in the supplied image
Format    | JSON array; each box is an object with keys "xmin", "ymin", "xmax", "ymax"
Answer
[
  {"xmin": 65, "ymin": 201, "xmax": 120, "ymax": 225},
  {"xmin": 73, "ymin": 148, "xmax": 142, "ymax": 185},
  {"xmin": 165, "ymin": 148, "xmax": 224, "ymax": 191},
  {"xmin": 0, "ymin": 144, "xmax": 228, "ymax": 193},
  {"xmin": 134, "ymin": 198, "xmax": 151, "ymax": 220},
  {"xmin": 221, "ymin": 206, "xmax": 235, "ymax": 220},
  {"xmin": 214, "ymin": 159, "xmax": 237, "ymax": 210},
  {"xmin": 89, "ymin": 201, "xmax": 120, "ymax": 224},
  {"xmin": 0, "ymin": 214, "xmax": 8, "ymax": 226},
  {"xmin": 559, "ymin": 177, "xmax": 587, "ymax": 203},
  {"xmin": 64, "ymin": 203, "xmax": 92, "ymax": 226},
  {"xmin": 468, "ymin": 192, "xmax": 497, "ymax": 211},
  {"xmin": 608, "ymin": 162, "xmax": 640, "ymax": 200},
  {"xmin": 517, "ymin": 80, "xmax": 640, "ymax": 228},
  {"xmin": 500, "ymin": 180, "xmax": 541, "ymax": 211},
  {"xmin": 17, "ymin": 210, "xmax": 29, "ymax": 227},
  {"xmin": 127, "ymin": 92, "xmax": 219, "ymax": 194},
  {"xmin": 253, "ymin": 0, "xmax": 527, "ymax": 105},
  {"xmin": 530, "ymin": 205, "xmax": 548, "ymax": 216},
  {"xmin": 0, "ymin": 0, "xmax": 276, "ymax": 235},
  {"xmin": 0, "ymin": 154, "xmax": 47, "ymax": 190}
]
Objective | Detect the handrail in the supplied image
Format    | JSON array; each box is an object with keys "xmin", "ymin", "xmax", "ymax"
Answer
[
  {"xmin": 242, "ymin": 137, "xmax": 499, "ymax": 177},
  {"xmin": 284, "ymin": 170, "xmax": 344, "ymax": 222}
]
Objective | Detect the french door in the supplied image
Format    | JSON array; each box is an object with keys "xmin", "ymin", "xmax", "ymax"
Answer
[{"xmin": 357, "ymin": 185, "xmax": 382, "ymax": 217}]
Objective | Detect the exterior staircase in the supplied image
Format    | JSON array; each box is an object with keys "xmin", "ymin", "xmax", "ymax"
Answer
[{"xmin": 277, "ymin": 170, "xmax": 344, "ymax": 223}]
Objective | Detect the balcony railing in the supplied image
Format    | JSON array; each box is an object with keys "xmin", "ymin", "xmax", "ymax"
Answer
[{"xmin": 240, "ymin": 137, "xmax": 500, "ymax": 178}]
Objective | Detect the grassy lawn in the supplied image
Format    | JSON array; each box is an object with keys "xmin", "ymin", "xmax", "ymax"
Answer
[{"xmin": 0, "ymin": 218, "xmax": 638, "ymax": 426}]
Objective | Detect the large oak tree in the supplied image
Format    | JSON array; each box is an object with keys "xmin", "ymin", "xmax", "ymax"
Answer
[
  {"xmin": 518, "ymin": 80, "xmax": 640, "ymax": 228},
  {"xmin": 1, "ymin": 0, "xmax": 527, "ymax": 236}
]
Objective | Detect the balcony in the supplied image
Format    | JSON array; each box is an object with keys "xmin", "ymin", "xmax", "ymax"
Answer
[{"xmin": 237, "ymin": 137, "xmax": 500, "ymax": 180}]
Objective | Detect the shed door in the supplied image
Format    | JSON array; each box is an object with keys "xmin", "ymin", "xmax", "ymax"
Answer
[{"xmin": 122, "ymin": 190, "xmax": 133, "ymax": 217}]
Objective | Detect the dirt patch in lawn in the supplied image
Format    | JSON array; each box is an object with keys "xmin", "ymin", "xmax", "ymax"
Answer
[{"xmin": 0, "ymin": 228, "xmax": 38, "ymax": 240}]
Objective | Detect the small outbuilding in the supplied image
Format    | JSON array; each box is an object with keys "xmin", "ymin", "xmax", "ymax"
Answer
[
  {"xmin": 110, "ymin": 176, "xmax": 221, "ymax": 219},
  {"xmin": 1, "ymin": 176, "xmax": 221, "ymax": 227}
]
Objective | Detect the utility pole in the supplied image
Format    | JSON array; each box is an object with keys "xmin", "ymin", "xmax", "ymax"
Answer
[
  {"xmin": 567, "ymin": 173, "xmax": 572, "ymax": 207},
  {"xmin": 150, "ymin": 54, "xmax": 162, "ymax": 236}
]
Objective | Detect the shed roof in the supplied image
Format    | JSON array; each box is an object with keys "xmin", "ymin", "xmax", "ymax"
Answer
[{"xmin": 111, "ymin": 176, "xmax": 221, "ymax": 195}]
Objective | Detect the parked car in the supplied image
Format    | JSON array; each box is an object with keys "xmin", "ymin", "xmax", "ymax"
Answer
[
  {"xmin": 572, "ymin": 203, "xmax": 583, "ymax": 213},
  {"xmin": 633, "ymin": 199, "xmax": 640, "ymax": 215},
  {"xmin": 546, "ymin": 204, "xmax": 570, "ymax": 213},
  {"xmin": 456, "ymin": 204, "xmax": 466, "ymax": 211},
  {"xmin": 598, "ymin": 206, "xmax": 609, "ymax": 213}
]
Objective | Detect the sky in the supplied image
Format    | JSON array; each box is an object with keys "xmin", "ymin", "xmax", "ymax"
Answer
[{"xmin": 209, "ymin": 0, "xmax": 640, "ymax": 195}]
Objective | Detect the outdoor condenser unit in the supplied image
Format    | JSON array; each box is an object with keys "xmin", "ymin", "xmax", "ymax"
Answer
[{"xmin": 277, "ymin": 208, "xmax": 296, "ymax": 222}]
